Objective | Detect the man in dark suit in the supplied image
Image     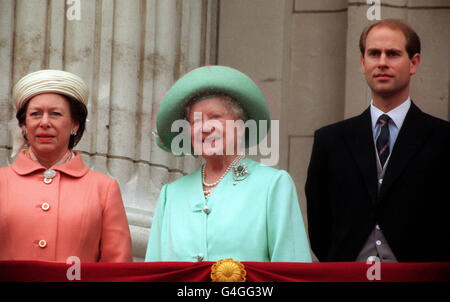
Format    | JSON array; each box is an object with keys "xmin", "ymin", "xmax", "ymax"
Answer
[{"xmin": 305, "ymin": 19, "xmax": 450, "ymax": 262}]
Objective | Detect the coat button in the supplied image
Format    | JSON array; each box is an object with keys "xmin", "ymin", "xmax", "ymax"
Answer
[
  {"xmin": 41, "ymin": 203, "xmax": 50, "ymax": 211},
  {"xmin": 376, "ymin": 240, "xmax": 382, "ymax": 246},
  {"xmin": 43, "ymin": 178, "xmax": 53, "ymax": 184},
  {"xmin": 203, "ymin": 205, "xmax": 210, "ymax": 214},
  {"xmin": 367, "ymin": 256, "xmax": 378, "ymax": 262},
  {"xmin": 38, "ymin": 240, "xmax": 47, "ymax": 248},
  {"xmin": 197, "ymin": 253, "xmax": 204, "ymax": 261}
]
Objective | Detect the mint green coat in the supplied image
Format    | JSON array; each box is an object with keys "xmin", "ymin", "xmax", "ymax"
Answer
[{"xmin": 145, "ymin": 158, "xmax": 312, "ymax": 262}]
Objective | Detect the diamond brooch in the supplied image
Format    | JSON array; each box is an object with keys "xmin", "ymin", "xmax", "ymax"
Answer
[{"xmin": 232, "ymin": 163, "xmax": 249, "ymax": 185}]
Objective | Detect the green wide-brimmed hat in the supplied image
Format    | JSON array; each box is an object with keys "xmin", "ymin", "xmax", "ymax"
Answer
[{"xmin": 154, "ymin": 65, "xmax": 270, "ymax": 154}]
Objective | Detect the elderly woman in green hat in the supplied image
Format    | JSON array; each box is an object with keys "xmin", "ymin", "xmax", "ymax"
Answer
[{"xmin": 145, "ymin": 65, "xmax": 311, "ymax": 262}]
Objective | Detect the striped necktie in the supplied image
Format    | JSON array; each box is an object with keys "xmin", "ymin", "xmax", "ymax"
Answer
[{"xmin": 376, "ymin": 114, "xmax": 391, "ymax": 167}]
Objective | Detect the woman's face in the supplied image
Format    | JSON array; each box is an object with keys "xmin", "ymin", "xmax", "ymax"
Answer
[
  {"xmin": 188, "ymin": 97, "xmax": 245, "ymax": 157},
  {"xmin": 23, "ymin": 93, "xmax": 78, "ymax": 157}
]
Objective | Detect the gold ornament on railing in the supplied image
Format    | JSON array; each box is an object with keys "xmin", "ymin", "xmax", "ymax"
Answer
[{"xmin": 210, "ymin": 258, "xmax": 247, "ymax": 282}]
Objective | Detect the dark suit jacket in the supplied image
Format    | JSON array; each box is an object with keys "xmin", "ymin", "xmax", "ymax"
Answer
[{"xmin": 305, "ymin": 102, "xmax": 450, "ymax": 262}]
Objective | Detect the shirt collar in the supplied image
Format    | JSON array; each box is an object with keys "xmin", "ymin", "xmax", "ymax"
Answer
[
  {"xmin": 11, "ymin": 150, "xmax": 89, "ymax": 178},
  {"xmin": 370, "ymin": 97, "xmax": 411, "ymax": 130}
]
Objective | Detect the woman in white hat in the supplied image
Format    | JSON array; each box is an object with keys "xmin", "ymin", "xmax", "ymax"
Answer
[
  {"xmin": 145, "ymin": 66, "xmax": 311, "ymax": 262},
  {"xmin": 0, "ymin": 70, "xmax": 132, "ymax": 262}
]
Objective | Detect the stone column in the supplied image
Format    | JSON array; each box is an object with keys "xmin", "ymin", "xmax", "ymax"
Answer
[{"xmin": 0, "ymin": 0, "xmax": 15, "ymax": 163}]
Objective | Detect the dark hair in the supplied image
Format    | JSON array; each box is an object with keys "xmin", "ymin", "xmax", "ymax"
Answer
[
  {"xmin": 16, "ymin": 94, "xmax": 87, "ymax": 150},
  {"xmin": 359, "ymin": 19, "xmax": 421, "ymax": 59}
]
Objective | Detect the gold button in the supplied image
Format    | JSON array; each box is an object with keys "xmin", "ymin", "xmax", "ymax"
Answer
[
  {"xmin": 41, "ymin": 203, "xmax": 50, "ymax": 211},
  {"xmin": 38, "ymin": 240, "xmax": 47, "ymax": 248}
]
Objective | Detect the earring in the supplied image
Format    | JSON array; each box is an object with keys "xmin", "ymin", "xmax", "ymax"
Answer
[{"xmin": 70, "ymin": 129, "xmax": 77, "ymax": 136}]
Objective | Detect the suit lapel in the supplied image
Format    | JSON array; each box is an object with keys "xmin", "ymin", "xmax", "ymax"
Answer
[
  {"xmin": 343, "ymin": 108, "xmax": 378, "ymax": 205},
  {"xmin": 379, "ymin": 102, "xmax": 431, "ymax": 201}
]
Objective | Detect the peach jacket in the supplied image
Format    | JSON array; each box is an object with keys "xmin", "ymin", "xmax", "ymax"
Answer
[{"xmin": 0, "ymin": 151, "xmax": 132, "ymax": 262}]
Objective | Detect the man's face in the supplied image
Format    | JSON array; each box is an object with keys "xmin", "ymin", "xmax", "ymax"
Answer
[{"xmin": 360, "ymin": 26, "xmax": 420, "ymax": 100}]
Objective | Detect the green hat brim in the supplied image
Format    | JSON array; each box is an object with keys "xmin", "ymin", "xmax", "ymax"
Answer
[{"xmin": 155, "ymin": 65, "xmax": 270, "ymax": 154}]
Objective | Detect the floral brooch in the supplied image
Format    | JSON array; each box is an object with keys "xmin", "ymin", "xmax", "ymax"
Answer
[{"xmin": 232, "ymin": 162, "xmax": 249, "ymax": 185}]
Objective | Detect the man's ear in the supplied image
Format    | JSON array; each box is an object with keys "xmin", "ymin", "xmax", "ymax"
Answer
[{"xmin": 409, "ymin": 53, "xmax": 420, "ymax": 76}]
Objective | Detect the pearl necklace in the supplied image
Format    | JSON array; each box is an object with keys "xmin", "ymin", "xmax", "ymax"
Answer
[{"xmin": 202, "ymin": 156, "xmax": 244, "ymax": 196}]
